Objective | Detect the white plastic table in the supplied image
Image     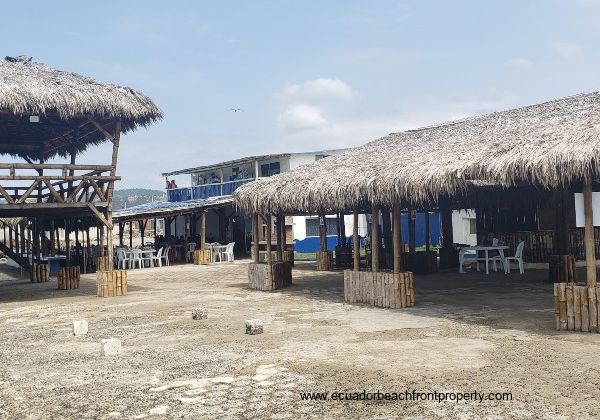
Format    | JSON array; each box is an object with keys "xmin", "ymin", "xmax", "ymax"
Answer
[
  {"xmin": 125, "ymin": 249, "xmax": 156, "ymax": 268},
  {"xmin": 463, "ymin": 245, "xmax": 509, "ymax": 274}
]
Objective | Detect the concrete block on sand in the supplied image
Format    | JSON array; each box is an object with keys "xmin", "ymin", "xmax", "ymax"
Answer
[
  {"xmin": 192, "ymin": 308, "xmax": 208, "ymax": 320},
  {"xmin": 245, "ymin": 319, "xmax": 263, "ymax": 335},
  {"xmin": 100, "ymin": 338, "xmax": 122, "ymax": 356},
  {"xmin": 72, "ymin": 320, "xmax": 88, "ymax": 336}
]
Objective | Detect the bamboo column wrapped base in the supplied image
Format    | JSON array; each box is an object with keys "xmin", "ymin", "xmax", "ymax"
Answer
[
  {"xmin": 344, "ymin": 270, "xmax": 415, "ymax": 309},
  {"xmin": 194, "ymin": 249, "xmax": 212, "ymax": 265},
  {"xmin": 554, "ymin": 282, "xmax": 599, "ymax": 332},
  {"xmin": 281, "ymin": 250, "xmax": 294, "ymax": 266},
  {"xmin": 96, "ymin": 256, "xmax": 111, "ymax": 271},
  {"xmin": 58, "ymin": 267, "xmax": 81, "ymax": 290},
  {"xmin": 316, "ymin": 251, "xmax": 333, "ymax": 271},
  {"xmin": 248, "ymin": 262, "xmax": 292, "ymax": 291},
  {"xmin": 548, "ymin": 255, "xmax": 577, "ymax": 283},
  {"xmin": 30, "ymin": 263, "xmax": 49, "ymax": 283},
  {"xmin": 96, "ymin": 270, "xmax": 128, "ymax": 297}
]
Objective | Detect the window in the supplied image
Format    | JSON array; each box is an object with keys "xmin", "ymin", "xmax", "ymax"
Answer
[
  {"xmin": 305, "ymin": 217, "xmax": 339, "ymax": 237},
  {"xmin": 469, "ymin": 218, "xmax": 477, "ymax": 235},
  {"xmin": 260, "ymin": 162, "xmax": 281, "ymax": 177}
]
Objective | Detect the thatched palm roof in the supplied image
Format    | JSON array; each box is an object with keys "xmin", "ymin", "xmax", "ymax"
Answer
[
  {"xmin": 234, "ymin": 91, "xmax": 600, "ymax": 213},
  {"xmin": 0, "ymin": 56, "xmax": 162, "ymax": 159}
]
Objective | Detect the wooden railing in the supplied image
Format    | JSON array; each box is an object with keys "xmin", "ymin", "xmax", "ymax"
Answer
[
  {"xmin": 0, "ymin": 219, "xmax": 32, "ymax": 268},
  {"xmin": 0, "ymin": 163, "xmax": 119, "ymax": 206}
]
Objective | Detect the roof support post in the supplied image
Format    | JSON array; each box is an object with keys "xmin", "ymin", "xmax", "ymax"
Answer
[
  {"xmin": 319, "ymin": 212, "xmax": 327, "ymax": 252},
  {"xmin": 393, "ymin": 204, "xmax": 402, "ymax": 274},
  {"xmin": 353, "ymin": 211, "xmax": 360, "ymax": 272},
  {"xmin": 252, "ymin": 213, "xmax": 259, "ymax": 263},
  {"xmin": 408, "ymin": 207, "xmax": 416, "ymax": 254},
  {"xmin": 200, "ymin": 211, "xmax": 206, "ymax": 250},
  {"xmin": 276, "ymin": 214, "xmax": 284, "ymax": 262},
  {"xmin": 371, "ymin": 205, "xmax": 380, "ymax": 272},
  {"xmin": 105, "ymin": 121, "xmax": 121, "ymax": 269},
  {"xmin": 425, "ymin": 209, "xmax": 431, "ymax": 253},
  {"xmin": 583, "ymin": 177, "xmax": 596, "ymax": 287},
  {"xmin": 264, "ymin": 214, "xmax": 272, "ymax": 266}
]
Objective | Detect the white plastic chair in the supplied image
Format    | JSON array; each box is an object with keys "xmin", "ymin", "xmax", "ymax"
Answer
[
  {"xmin": 116, "ymin": 249, "xmax": 128, "ymax": 270},
  {"xmin": 220, "ymin": 242, "xmax": 235, "ymax": 262},
  {"xmin": 211, "ymin": 243, "xmax": 222, "ymax": 262},
  {"xmin": 129, "ymin": 249, "xmax": 142, "ymax": 269},
  {"xmin": 161, "ymin": 246, "xmax": 171, "ymax": 266},
  {"xmin": 459, "ymin": 248, "xmax": 479, "ymax": 273},
  {"xmin": 504, "ymin": 241, "xmax": 525, "ymax": 274},
  {"xmin": 151, "ymin": 247, "xmax": 164, "ymax": 268}
]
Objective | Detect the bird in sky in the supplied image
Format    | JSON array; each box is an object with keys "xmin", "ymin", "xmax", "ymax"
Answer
[{"xmin": 230, "ymin": 108, "xmax": 242, "ymax": 112}]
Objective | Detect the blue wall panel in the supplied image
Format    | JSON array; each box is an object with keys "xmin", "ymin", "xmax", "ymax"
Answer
[{"xmin": 294, "ymin": 212, "xmax": 441, "ymax": 253}]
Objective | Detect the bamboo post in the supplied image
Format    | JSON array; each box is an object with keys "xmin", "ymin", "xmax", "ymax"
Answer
[
  {"xmin": 371, "ymin": 205, "xmax": 380, "ymax": 272},
  {"xmin": 393, "ymin": 204, "xmax": 401, "ymax": 274},
  {"xmin": 319, "ymin": 212, "xmax": 327, "ymax": 252},
  {"xmin": 252, "ymin": 213, "xmax": 259, "ymax": 263},
  {"xmin": 64, "ymin": 219, "xmax": 71, "ymax": 266},
  {"xmin": 353, "ymin": 211, "xmax": 360, "ymax": 272},
  {"xmin": 583, "ymin": 177, "xmax": 597, "ymax": 287},
  {"xmin": 118, "ymin": 223, "xmax": 124, "ymax": 247},
  {"xmin": 105, "ymin": 121, "xmax": 121, "ymax": 270},
  {"xmin": 128, "ymin": 221, "xmax": 133, "ymax": 248},
  {"xmin": 49, "ymin": 219, "xmax": 55, "ymax": 256},
  {"xmin": 99, "ymin": 223, "xmax": 105, "ymax": 257},
  {"xmin": 265, "ymin": 214, "xmax": 272, "ymax": 266},
  {"xmin": 425, "ymin": 210, "xmax": 431, "ymax": 253},
  {"xmin": 139, "ymin": 220, "xmax": 146, "ymax": 246},
  {"xmin": 407, "ymin": 207, "xmax": 415, "ymax": 253},
  {"xmin": 276, "ymin": 214, "xmax": 283, "ymax": 262},
  {"xmin": 200, "ymin": 210, "xmax": 206, "ymax": 250},
  {"xmin": 382, "ymin": 206, "xmax": 392, "ymax": 269}
]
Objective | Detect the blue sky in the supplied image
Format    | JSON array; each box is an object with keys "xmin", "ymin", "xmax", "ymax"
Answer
[{"xmin": 3, "ymin": 0, "xmax": 600, "ymax": 189}]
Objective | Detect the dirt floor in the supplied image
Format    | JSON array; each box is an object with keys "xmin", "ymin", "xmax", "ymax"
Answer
[{"xmin": 1, "ymin": 261, "xmax": 599, "ymax": 419}]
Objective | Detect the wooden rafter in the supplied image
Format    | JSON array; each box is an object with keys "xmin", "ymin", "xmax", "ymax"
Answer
[
  {"xmin": 89, "ymin": 179, "xmax": 106, "ymax": 202},
  {"xmin": 44, "ymin": 179, "xmax": 64, "ymax": 203},
  {"xmin": 16, "ymin": 180, "xmax": 39, "ymax": 204},
  {"xmin": 0, "ymin": 184, "xmax": 15, "ymax": 204},
  {"xmin": 87, "ymin": 203, "xmax": 112, "ymax": 229},
  {"xmin": 88, "ymin": 119, "xmax": 115, "ymax": 143}
]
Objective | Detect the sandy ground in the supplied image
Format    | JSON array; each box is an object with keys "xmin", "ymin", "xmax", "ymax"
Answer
[{"xmin": 0, "ymin": 261, "xmax": 599, "ymax": 419}]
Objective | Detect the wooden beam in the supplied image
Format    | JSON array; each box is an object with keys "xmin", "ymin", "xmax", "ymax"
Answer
[
  {"xmin": 88, "ymin": 119, "xmax": 116, "ymax": 142},
  {"xmin": 44, "ymin": 180, "xmax": 64, "ymax": 203},
  {"xmin": 276, "ymin": 214, "xmax": 283, "ymax": 261},
  {"xmin": 583, "ymin": 178, "xmax": 596, "ymax": 287},
  {"xmin": 11, "ymin": 178, "xmax": 44, "ymax": 203},
  {"xmin": 199, "ymin": 211, "xmax": 206, "ymax": 249},
  {"xmin": 87, "ymin": 203, "xmax": 113, "ymax": 229},
  {"xmin": 89, "ymin": 179, "xmax": 106, "ymax": 202},
  {"xmin": 0, "ymin": 184, "xmax": 14, "ymax": 204}
]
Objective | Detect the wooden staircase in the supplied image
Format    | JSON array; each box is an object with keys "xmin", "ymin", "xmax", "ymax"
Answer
[{"xmin": 0, "ymin": 219, "xmax": 32, "ymax": 270}]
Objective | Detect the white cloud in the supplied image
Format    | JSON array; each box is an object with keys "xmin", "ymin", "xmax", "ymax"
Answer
[
  {"xmin": 277, "ymin": 104, "xmax": 327, "ymax": 133},
  {"xmin": 550, "ymin": 41, "xmax": 583, "ymax": 59},
  {"xmin": 504, "ymin": 58, "xmax": 534, "ymax": 70},
  {"xmin": 281, "ymin": 78, "xmax": 355, "ymax": 102},
  {"xmin": 275, "ymin": 77, "xmax": 356, "ymax": 133}
]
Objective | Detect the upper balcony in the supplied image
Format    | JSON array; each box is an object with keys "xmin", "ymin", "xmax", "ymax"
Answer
[{"xmin": 167, "ymin": 178, "xmax": 253, "ymax": 202}]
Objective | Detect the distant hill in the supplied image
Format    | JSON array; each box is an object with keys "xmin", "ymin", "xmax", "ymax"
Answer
[{"xmin": 112, "ymin": 189, "xmax": 166, "ymax": 210}]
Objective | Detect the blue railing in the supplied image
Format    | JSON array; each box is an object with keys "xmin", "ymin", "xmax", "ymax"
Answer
[
  {"xmin": 167, "ymin": 188, "xmax": 192, "ymax": 202},
  {"xmin": 167, "ymin": 178, "xmax": 253, "ymax": 202}
]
